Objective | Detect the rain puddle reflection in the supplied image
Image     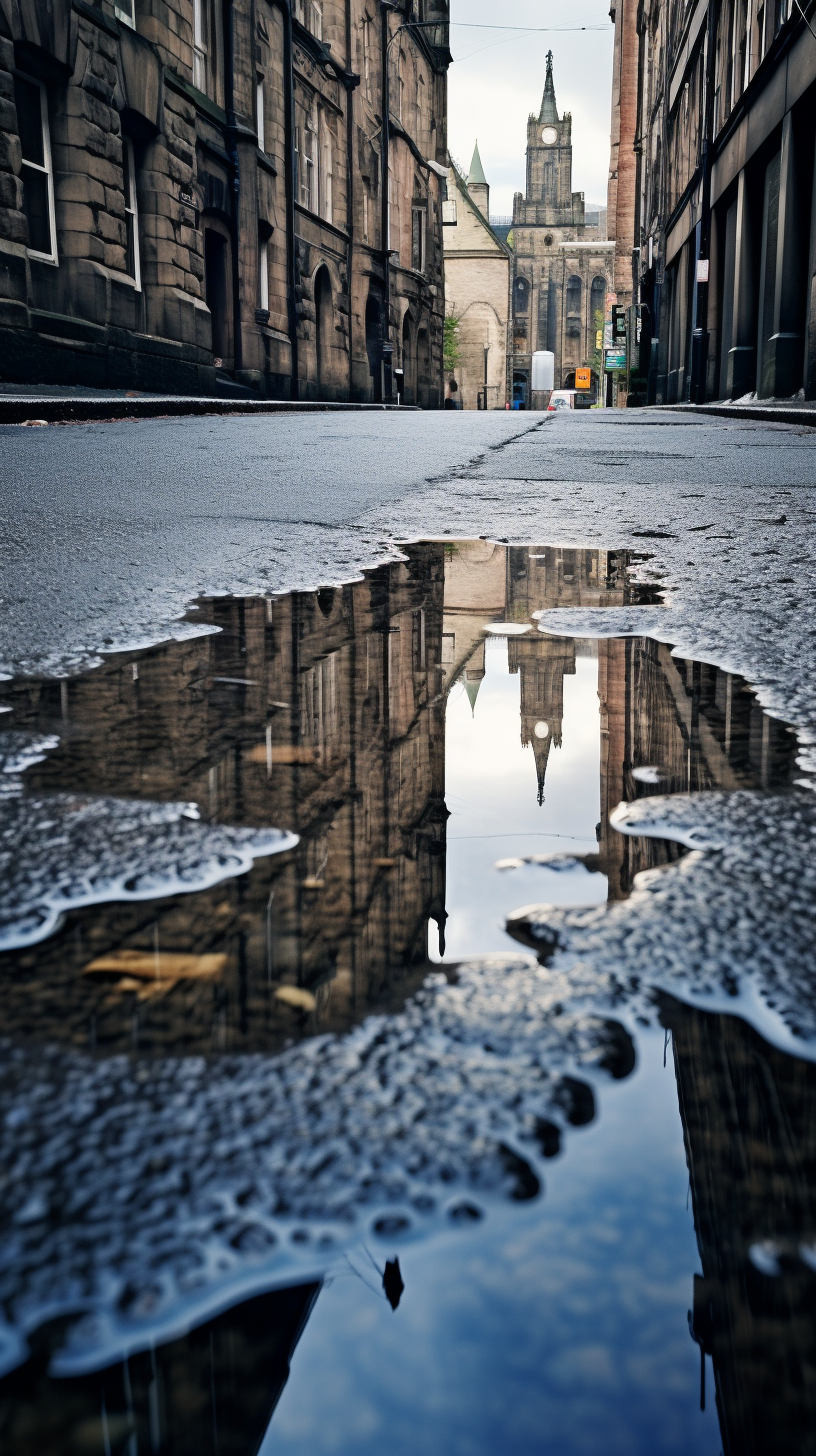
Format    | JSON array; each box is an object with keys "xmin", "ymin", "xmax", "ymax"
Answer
[{"xmin": 0, "ymin": 541, "xmax": 812, "ymax": 1456}]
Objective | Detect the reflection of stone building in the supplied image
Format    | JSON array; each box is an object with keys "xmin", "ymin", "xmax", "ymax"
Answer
[
  {"xmin": 0, "ymin": 1281, "xmax": 320, "ymax": 1455},
  {"xmin": 598, "ymin": 637, "xmax": 797, "ymax": 899},
  {"xmin": 665, "ymin": 998, "xmax": 816, "ymax": 1456},
  {"xmin": 3, "ymin": 545, "xmax": 448, "ymax": 1052},
  {"xmin": 442, "ymin": 541, "xmax": 626, "ymax": 806},
  {"xmin": 504, "ymin": 547, "xmax": 623, "ymax": 804}
]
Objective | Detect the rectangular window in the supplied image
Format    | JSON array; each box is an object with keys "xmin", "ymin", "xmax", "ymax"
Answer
[
  {"xmin": 256, "ymin": 78, "xmax": 265, "ymax": 150},
  {"xmin": 311, "ymin": 0, "xmax": 323, "ymax": 39},
  {"xmin": 299, "ymin": 124, "xmax": 314, "ymax": 210},
  {"xmin": 411, "ymin": 205, "xmax": 426, "ymax": 272},
  {"xmin": 14, "ymin": 75, "xmax": 57, "ymax": 263},
  {"xmin": 122, "ymin": 136, "xmax": 141, "ymax": 288},
  {"xmin": 363, "ymin": 183, "xmax": 369, "ymax": 243},
  {"xmin": 193, "ymin": 0, "xmax": 207, "ymax": 90},
  {"xmin": 321, "ymin": 125, "xmax": 332, "ymax": 223},
  {"xmin": 114, "ymin": 0, "xmax": 135, "ymax": 26},
  {"xmin": 258, "ymin": 236, "xmax": 269, "ymax": 310}
]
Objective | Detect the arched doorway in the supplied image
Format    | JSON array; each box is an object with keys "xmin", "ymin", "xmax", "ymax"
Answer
[
  {"xmin": 416, "ymin": 327, "xmax": 430, "ymax": 408},
  {"xmin": 314, "ymin": 266, "xmax": 333, "ymax": 394},
  {"xmin": 402, "ymin": 313, "xmax": 416, "ymax": 404},
  {"xmin": 204, "ymin": 226, "xmax": 232, "ymax": 367}
]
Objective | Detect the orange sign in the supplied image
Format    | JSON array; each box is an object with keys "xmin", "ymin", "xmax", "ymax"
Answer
[{"xmin": 575, "ymin": 367, "xmax": 592, "ymax": 390}]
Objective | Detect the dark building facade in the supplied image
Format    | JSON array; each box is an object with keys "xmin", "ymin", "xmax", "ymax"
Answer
[
  {"xmin": 0, "ymin": 0, "xmax": 450, "ymax": 401},
  {"xmin": 609, "ymin": 0, "xmax": 816, "ymax": 403}
]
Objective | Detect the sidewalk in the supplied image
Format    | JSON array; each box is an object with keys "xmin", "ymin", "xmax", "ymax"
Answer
[
  {"xmin": 0, "ymin": 384, "xmax": 413, "ymax": 424},
  {"xmin": 672, "ymin": 397, "xmax": 816, "ymax": 427}
]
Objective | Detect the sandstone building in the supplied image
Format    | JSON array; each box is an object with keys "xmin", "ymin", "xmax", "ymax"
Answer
[
  {"xmin": 442, "ymin": 143, "xmax": 510, "ymax": 409},
  {"xmin": 608, "ymin": 0, "xmax": 816, "ymax": 402},
  {"xmin": 509, "ymin": 53, "xmax": 613, "ymax": 404},
  {"xmin": 0, "ymin": 0, "xmax": 450, "ymax": 401}
]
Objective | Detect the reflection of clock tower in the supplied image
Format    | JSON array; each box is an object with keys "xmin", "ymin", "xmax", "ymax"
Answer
[{"xmin": 525, "ymin": 52, "xmax": 575, "ymax": 218}]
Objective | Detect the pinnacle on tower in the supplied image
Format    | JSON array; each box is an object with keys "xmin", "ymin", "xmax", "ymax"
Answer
[
  {"xmin": 467, "ymin": 140, "xmax": 487, "ymax": 188},
  {"xmin": 538, "ymin": 50, "xmax": 559, "ymax": 124}
]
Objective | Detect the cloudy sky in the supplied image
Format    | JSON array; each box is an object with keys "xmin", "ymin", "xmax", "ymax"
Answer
[{"xmin": 446, "ymin": 0, "xmax": 615, "ymax": 218}]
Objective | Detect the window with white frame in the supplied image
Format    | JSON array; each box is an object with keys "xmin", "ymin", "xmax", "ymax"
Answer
[
  {"xmin": 258, "ymin": 234, "xmax": 269, "ymax": 310},
  {"xmin": 311, "ymin": 0, "xmax": 322, "ymax": 39},
  {"xmin": 362, "ymin": 182, "xmax": 369, "ymax": 243},
  {"xmin": 298, "ymin": 120, "xmax": 315, "ymax": 210},
  {"xmin": 411, "ymin": 203, "xmax": 426, "ymax": 272},
  {"xmin": 114, "ymin": 0, "xmax": 135, "ymax": 25},
  {"xmin": 122, "ymin": 136, "xmax": 141, "ymax": 288},
  {"xmin": 193, "ymin": 0, "xmax": 207, "ymax": 90},
  {"xmin": 256, "ymin": 76, "xmax": 265, "ymax": 150},
  {"xmin": 14, "ymin": 75, "xmax": 57, "ymax": 263}
]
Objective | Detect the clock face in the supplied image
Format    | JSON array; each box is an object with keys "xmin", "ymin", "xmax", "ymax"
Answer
[{"xmin": 541, "ymin": 126, "xmax": 558, "ymax": 145}]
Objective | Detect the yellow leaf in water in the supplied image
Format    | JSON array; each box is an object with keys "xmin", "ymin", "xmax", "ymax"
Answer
[
  {"xmin": 274, "ymin": 985, "xmax": 317, "ymax": 1012},
  {"xmin": 83, "ymin": 951, "xmax": 228, "ymax": 984}
]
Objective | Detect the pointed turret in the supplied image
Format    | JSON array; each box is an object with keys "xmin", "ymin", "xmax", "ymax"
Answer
[
  {"xmin": 464, "ymin": 672, "xmax": 483, "ymax": 715},
  {"xmin": 538, "ymin": 50, "xmax": 559, "ymax": 124},
  {"xmin": 467, "ymin": 140, "xmax": 489, "ymax": 219},
  {"xmin": 468, "ymin": 140, "xmax": 487, "ymax": 187}
]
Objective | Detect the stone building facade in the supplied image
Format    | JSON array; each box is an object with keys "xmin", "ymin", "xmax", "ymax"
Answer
[
  {"xmin": 0, "ymin": 0, "xmax": 450, "ymax": 401},
  {"xmin": 442, "ymin": 144, "xmax": 510, "ymax": 410},
  {"xmin": 509, "ymin": 52, "xmax": 613, "ymax": 404},
  {"xmin": 609, "ymin": 0, "xmax": 816, "ymax": 403}
]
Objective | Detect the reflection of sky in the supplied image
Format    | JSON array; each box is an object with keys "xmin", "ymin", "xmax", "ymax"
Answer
[
  {"xmin": 432, "ymin": 638, "xmax": 606, "ymax": 962},
  {"xmin": 264, "ymin": 1027, "xmax": 721, "ymax": 1456}
]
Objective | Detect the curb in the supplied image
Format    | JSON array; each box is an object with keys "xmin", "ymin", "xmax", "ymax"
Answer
[
  {"xmin": 0, "ymin": 397, "xmax": 420, "ymax": 425},
  {"xmin": 671, "ymin": 402, "xmax": 816, "ymax": 428}
]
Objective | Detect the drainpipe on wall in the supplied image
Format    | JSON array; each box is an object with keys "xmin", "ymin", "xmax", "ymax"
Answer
[
  {"xmin": 345, "ymin": 0, "xmax": 355, "ymax": 399},
  {"xmin": 689, "ymin": 0, "xmax": 719, "ymax": 402},
  {"xmin": 380, "ymin": 2, "xmax": 397, "ymax": 398},
  {"xmin": 271, "ymin": 0, "xmax": 300, "ymax": 398},
  {"xmin": 224, "ymin": 0, "xmax": 243, "ymax": 374}
]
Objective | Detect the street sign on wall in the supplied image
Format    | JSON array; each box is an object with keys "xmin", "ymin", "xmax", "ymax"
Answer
[{"xmin": 604, "ymin": 349, "xmax": 626, "ymax": 371}]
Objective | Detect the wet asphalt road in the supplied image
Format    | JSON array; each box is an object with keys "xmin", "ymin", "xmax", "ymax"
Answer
[{"xmin": 3, "ymin": 406, "xmax": 816, "ymax": 749}]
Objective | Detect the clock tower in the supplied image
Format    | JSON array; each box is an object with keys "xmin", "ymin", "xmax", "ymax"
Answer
[
  {"xmin": 508, "ymin": 51, "xmax": 612, "ymax": 402},
  {"xmin": 524, "ymin": 51, "xmax": 575, "ymax": 219}
]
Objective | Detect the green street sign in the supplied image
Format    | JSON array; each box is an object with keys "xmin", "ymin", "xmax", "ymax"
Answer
[{"xmin": 604, "ymin": 349, "xmax": 626, "ymax": 371}]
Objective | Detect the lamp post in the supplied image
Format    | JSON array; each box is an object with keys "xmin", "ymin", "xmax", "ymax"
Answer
[{"xmin": 483, "ymin": 342, "xmax": 489, "ymax": 410}]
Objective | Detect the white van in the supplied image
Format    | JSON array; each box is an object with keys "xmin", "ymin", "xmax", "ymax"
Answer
[{"xmin": 547, "ymin": 390, "xmax": 575, "ymax": 411}]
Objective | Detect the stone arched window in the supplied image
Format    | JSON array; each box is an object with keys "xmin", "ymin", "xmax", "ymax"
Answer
[
  {"xmin": 566, "ymin": 275, "xmax": 582, "ymax": 338},
  {"xmin": 513, "ymin": 275, "xmax": 530, "ymax": 316},
  {"xmin": 590, "ymin": 276, "xmax": 606, "ymax": 330}
]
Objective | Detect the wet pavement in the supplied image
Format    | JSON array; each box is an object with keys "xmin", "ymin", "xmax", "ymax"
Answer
[{"xmin": 1, "ymin": 520, "xmax": 815, "ymax": 1455}]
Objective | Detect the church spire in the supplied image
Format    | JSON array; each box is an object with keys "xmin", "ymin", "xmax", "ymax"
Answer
[{"xmin": 538, "ymin": 50, "xmax": 559, "ymax": 124}]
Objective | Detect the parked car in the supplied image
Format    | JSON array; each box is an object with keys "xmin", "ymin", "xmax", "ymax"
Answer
[{"xmin": 547, "ymin": 390, "xmax": 575, "ymax": 411}]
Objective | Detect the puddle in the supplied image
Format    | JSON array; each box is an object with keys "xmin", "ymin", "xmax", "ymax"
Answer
[{"xmin": 0, "ymin": 541, "xmax": 813, "ymax": 1454}]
